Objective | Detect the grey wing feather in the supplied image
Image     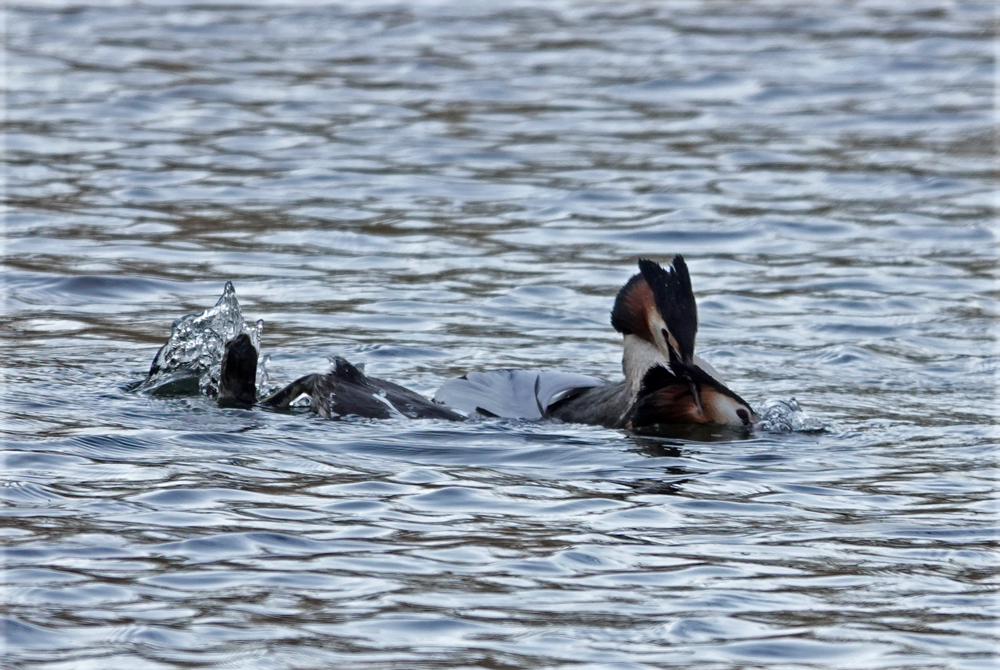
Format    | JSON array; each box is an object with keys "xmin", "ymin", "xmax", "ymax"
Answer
[{"xmin": 434, "ymin": 370, "xmax": 606, "ymax": 419}]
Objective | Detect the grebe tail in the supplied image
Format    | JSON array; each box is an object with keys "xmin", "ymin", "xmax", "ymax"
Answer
[{"xmin": 217, "ymin": 332, "xmax": 258, "ymax": 408}]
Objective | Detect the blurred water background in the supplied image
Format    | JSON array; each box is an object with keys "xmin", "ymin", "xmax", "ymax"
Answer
[{"xmin": 3, "ymin": 2, "xmax": 997, "ymax": 668}]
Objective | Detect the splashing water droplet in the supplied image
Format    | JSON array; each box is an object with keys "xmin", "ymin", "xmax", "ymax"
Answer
[
  {"xmin": 138, "ymin": 283, "xmax": 263, "ymax": 397},
  {"xmin": 256, "ymin": 354, "xmax": 271, "ymax": 395},
  {"xmin": 755, "ymin": 398, "xmax": 827, "ymax": 433}
]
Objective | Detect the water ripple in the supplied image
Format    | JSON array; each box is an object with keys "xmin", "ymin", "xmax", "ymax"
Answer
[{"xmin": 3, "ymin": 1, "xmax": 995, "ymax": 668}]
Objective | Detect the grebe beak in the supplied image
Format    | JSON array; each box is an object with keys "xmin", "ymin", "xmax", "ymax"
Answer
[{"xmin": 688, "ymin": 380, "xmax": 703, "ymax": 416}]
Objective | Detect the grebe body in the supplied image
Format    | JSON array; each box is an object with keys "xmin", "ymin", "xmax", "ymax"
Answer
[
  {"xmin": 260, "ymin": 357, "xmax": 465, "ymax": 422},
  {"xmin": 435, "ymin": 256, "xmax": 757, "ymax": 431}
]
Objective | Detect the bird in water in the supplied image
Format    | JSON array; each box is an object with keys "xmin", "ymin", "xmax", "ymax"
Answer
[
  {"xmin": 258, "ymin": 356, "xmax": 464, "ymax": 422},
  {"xmin": 434, "ymin": 256, "xmax": 757, "ymax": 431},
  {"xmin": 214, "ymin": 333, "xmax": 463, "ymax": 421},
  {"xmin": 200, "ymin": 256, "xmax": 756, "ymax": 431}
]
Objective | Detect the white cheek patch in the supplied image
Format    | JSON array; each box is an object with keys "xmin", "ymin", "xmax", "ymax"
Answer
[
  {"xmin": 646, "ymin": 312, "xmax": 687, "ymax": 363},
  {"xmin": 710, "ymin": 394, "xmax": 750, "ymax": 426},
  {"xmin": 622, "ymin": 334, "xmax": 668, "ymax": 396},
  {"xmin": 646, "ymin": 313, "xmax": 672, "ymax": 358},
  {"xmin": 667, "ymin": 333, "xmax": 680, "ymax": 358}
]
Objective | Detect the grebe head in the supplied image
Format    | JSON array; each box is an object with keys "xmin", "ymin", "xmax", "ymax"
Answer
[
  {"xmin": 611, "ymin": 255, "xmax": 698, "ymax": 367},
  {"xmin": 611, "ymin": 255, "xmax": 708, "ymax": 414},
  {"xmin": 631, "ymin": 363, "xmax": 759, "ymax": 429}
]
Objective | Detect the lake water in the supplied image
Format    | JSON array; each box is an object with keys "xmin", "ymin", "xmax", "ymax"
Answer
[{"xmin": 3, "ymin": 2, "xmax": 997, "ymax": 668}]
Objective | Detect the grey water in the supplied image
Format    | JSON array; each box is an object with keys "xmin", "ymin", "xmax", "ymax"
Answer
[{"xmin": 2, "ymin": 2, "xmax": 997, "ymax": 668}]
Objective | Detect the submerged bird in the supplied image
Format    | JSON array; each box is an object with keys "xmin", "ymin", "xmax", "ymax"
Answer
[
  {"xmin": 140, "ymin": 286, "xmax": 465, "ymax": 420},
  {"xmin": 214, "ymin": 333, "xmax": 464, "ymax": 420},
  {"xmin": 435, "ymin": 256, "xmax": 757, "ymax": 431},
  {"xmin": 259, "ymin": 356, "xmax": 465, "ymax": 422}
]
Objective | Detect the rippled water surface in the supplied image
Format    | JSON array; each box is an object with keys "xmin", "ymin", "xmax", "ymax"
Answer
[{"xmin": 3, "ymin": 2, "xmax": 997, "ymax": 668}]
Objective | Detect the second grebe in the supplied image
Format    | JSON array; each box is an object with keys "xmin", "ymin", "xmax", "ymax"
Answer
[{"xmin": 434, "ymin": 256, "xmax": 757, "ymax": 430}]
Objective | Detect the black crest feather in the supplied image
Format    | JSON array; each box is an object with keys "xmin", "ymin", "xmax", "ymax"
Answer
[
  {"xmin": 637, "ymin": 256, "xmax": 698, "ymax": 364},
  {"xmin": 638, "ymin": 364, "xmax": 681, "ymax": 395}
]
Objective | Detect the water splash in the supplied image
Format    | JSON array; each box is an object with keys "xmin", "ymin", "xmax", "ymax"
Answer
[
  {"xmin": 256, "ymin": 352, "xmax": 271, "ymax": 396},
  {"xmin": 755, "ymin": 398, "xmax": 827, "ymax": 433},
  {"xmin": 137, "ymin": 282, "xmax": 262, "ymax": 397}
]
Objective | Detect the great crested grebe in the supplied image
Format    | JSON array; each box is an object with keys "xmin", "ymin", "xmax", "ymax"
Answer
[
  {"xmin": 434, "ymin": 256, "xmax": 757, "ymax": 430},
  {"xmin": 210, "ymin": 256, "xmax": 755, "ymax": 429}
]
